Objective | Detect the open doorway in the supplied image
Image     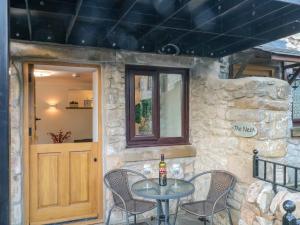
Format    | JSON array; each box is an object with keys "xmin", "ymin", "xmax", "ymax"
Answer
[
  {"xmin": 33, "ymin": 64, "xmax": 97, "ymax": 144},
  {"xmin": 24, "ymin": 63, "xmax": 103, "ymax": 225}
]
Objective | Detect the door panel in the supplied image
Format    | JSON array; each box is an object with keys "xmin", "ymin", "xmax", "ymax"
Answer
[
  {"xmin": 70, "ymin": 151, "xmax": 90, "ymax": 204},
  {"xmin": 30, "ymin": 142, "xmax": 98, "ymax": 224},
  {"xmin": 38, "ymin": 153, "xmax": 60, "ymax": 208}
]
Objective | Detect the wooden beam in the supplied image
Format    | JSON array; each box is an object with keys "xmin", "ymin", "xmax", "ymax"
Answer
[
  {"xmin": 0, "ymin": 0, "xmax": 10, "ymax": 224},
  {"xmin": 65, "ymin": 0, "xmax": 83, "ymax": 43},
  {"xmin": 232, "ymin": 53, "xmax": 254, "ymax": 78},
  {"xmin": 281, "ymin": 61, "xmax": 285, "ymax": 80},
  {"xmin": 24, "ymin": 0, "xmax": 32, "ymax": 40},
  {"xmin": 272, "ymin": 54, "xmax": 300, "ymax": 63},
  {"xmin": 284, "ymin": 63, "xmax": 300, "ymax": 69}
]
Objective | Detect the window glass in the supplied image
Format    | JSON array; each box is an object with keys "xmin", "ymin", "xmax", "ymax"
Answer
[
  {"xmin": 134, "ymin": 75, "xmax": 153, "ymax": 136},
  {"xmin": 293, "ymin": 85, "xmax": 300, "ymax": 121},
  {"xmin": 126, "ymin": 66, "xmax": 189, "ymax": 147},
  {"xmin": 160, "ymin": 73, "xmax": 182, "ymax": 137}
]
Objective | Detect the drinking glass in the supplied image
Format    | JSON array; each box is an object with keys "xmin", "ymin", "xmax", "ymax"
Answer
[
  {"xmin": 171, "ymin": 164, "xmax": 182, "ymax": 188},
  {"xmin": 143, "ymin": 164, "xmax": 152, "ymax": 189}
]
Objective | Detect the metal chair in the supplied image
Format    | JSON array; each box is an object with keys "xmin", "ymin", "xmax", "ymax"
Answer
[
  {"xmin": 104, "ymin": 169, "xmax": 156, "ymax": 225},
  {"xmin": 174, "ymin": 170, "xmax": 236, "ymax": 225}
]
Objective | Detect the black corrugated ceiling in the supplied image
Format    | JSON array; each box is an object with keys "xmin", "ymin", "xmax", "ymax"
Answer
[{"xmin": 10, "ymin": 0, "xmax": 300, "ymax": 57}]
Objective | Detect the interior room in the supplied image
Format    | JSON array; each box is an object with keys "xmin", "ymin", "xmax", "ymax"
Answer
[{"xmin": 33, "ymin": 64, "xmax": 97, "ymax": 144}]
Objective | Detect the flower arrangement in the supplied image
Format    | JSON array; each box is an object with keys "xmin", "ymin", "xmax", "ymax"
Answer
[{"xmin": 48, "ymin": 130, "xmax": 71, "ymax": 143}]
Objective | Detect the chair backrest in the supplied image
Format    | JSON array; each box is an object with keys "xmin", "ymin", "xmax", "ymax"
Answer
[
  {"xmin": 207, "ymin": 170, "xmax": 236, "ymax": 205},
  {"xmin": 104, "ymin": 169, "xmax": 145, "ymax": 206}
]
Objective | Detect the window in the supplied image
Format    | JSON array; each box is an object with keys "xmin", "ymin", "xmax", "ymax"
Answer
[
  {"xmin": 126, "ymin": 66, "xmax": 189, "ymax": 147},
  {"xmin": 293, "ymin": 80, "xmax": 300, "ymax": 126}
]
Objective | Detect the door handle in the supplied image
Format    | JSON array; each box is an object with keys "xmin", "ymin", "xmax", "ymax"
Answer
[{"xmin": 94, "ymin": 158, "xmax": 97, "ymax": 162}]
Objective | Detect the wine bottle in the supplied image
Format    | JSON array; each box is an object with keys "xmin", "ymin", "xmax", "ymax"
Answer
[{"xmin": 159, "ymin": 154, "xmax": 167, "ymax": 186}]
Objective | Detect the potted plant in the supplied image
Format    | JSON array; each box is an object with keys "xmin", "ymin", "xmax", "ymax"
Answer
[
  {"xmin": 48, "ymin": 130, "xmax": 71, "ymax": 143},
  {"xmin": 69, "ymin": 101, "xmax": 78, "ymax": 108}
]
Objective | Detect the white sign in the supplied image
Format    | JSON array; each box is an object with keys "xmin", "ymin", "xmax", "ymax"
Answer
[{"xmin": 232, "ymin": 122, "xmax": 257, "ymax": 138}]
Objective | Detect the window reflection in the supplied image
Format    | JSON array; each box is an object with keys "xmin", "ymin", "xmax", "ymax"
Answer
[
  {"xmin": 134, "ymin": 75, "xmax": 153, "ymax": 136},
  {"xmin": 160, "ymin": 73, "xmax": 182, "ymax": 137}
]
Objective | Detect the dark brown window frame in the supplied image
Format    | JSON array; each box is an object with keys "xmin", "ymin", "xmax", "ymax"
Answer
[
  {"xmin": 125, "ymin": 65, "xmax": 189, "ymax": 148},
  {"xmin": 292, "ymin": 87, "xmax": 300, "ymax": 127}
]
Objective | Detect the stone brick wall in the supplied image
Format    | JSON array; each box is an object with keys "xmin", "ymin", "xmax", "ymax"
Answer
[
  {"xmin": 9, "ymin": 60, "xmax": 24, "ymax": 225},
  {"xmin": 188, "ymin": 64, "xmax": 290, "ymax": 225},
  {"xmin": 9, "ymin": 41, "xmax": 291, "ymax": 225}
]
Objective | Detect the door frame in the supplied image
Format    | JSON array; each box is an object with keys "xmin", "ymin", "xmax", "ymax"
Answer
[{"xmin": 23, "ymin": 61, "xmax": 104, "ymax": 225}]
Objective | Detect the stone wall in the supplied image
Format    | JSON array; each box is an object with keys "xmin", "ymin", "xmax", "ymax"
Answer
[
  {"xmin": 9, "ymin": 41, "xmax": 291, "ymax": 225},
  {"xmin": 188, "ymin": 65, "xmax": 290, "ymax": 224},
  {"xmin": 10, "ymin": 60, "xmax": 24, "ymax": 225},
  {"xmin": 239, "ymin": 181, "xmax": 300, "ymax": 225}
]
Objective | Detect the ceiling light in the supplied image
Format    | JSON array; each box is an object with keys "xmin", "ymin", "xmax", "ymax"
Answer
[{"xmin": 34, "ymin": 69, "xmax": 53, "ymax": 77}]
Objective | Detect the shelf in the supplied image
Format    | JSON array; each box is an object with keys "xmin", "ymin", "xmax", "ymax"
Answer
[{"xmin": 66, "ymin": 107, "xmax": 93, "ymax": 109}]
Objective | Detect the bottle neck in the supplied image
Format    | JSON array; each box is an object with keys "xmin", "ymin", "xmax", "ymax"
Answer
[{"xmin": 161, "ymin": 155, "xmax": 164, "ymax": 161}]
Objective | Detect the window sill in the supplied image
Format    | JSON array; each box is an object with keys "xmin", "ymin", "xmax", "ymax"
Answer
[
  {"xmin": 291, "ymin": 127, "xmax": 300, "ymax": 137},
  {"xmin": 123, "ymin": 145, "xmax": 196, "ymax": 162}
]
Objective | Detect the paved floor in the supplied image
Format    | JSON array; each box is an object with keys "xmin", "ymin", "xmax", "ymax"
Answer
[
  {"xmin": 51, "ymin": 214, "xmax": 206, "ymax": 225},
  {"xmin": 124, "ymin": 214, "xmax": 205, "ymax": 225}
]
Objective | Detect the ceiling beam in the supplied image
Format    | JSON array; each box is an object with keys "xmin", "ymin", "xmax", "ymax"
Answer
[
  {"xmin": 102, "ymin": 0, "xmax": 139, "ymax": 43},
  {"xmin": 138, "ymin": 0, "xmax": 193, "ymax": 42},
  {"xmin": 65, "ymin": 0, "xmax": 83, "ymax": 43},
  {"xmin": 213, "ymin": 20, "xmax": 300, "ymax": 57},
  {"xmin": 10, "ymin": 7, "xmax": 267, "ymax": 42},
  {"xmin": 189, "ymin": 0, "xmax": 292, "ymax": 52},
  {"xmin": 275, "ymin": 0, "xmax": 300, "ymax": 6},
  {"xmin": 167, "ymin": 0, "xmax": 251, "ymax": 45},
  {"xmin": 24, "ymin": 0, "xmax": 32, "ymax": 40},
  {"xmin": 0, "ymin": 0, "xmax": 10, "ymax": 224},
  {"xmin": 210, "ymin": 4, "xmax": 300, "ymax": 56}
]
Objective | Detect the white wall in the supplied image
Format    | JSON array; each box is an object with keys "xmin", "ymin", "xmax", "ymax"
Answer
[{"xmin": 35, "ymin": 75, "xmax": 93, "ymax": 144}]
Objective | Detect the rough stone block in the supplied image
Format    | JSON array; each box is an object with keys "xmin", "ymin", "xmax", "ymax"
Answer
[
  {"xmin": 246, "ymin": 181, "xmax": 265, "ymax": 203},
  {"xmin": 226, "ymin": 109, "xmax": 267, "ymax": 122},
  {"xmin": 256, "ymin": 184, "xmax": 274, "ymax": 214}
]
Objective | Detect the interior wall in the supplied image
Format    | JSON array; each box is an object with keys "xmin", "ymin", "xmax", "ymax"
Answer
[{"xmin": 35, "ymin": 75, "xmax": 93, "ymax": 144}]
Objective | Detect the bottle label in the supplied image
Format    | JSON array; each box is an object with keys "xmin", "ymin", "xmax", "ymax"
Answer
[
  {"xmin": 159, "ymin": 167, "xmax": 166, "ymax": 174},
  {"xmin": 159, "ymin": 167, "xmax": 167, "ymax": 186}
]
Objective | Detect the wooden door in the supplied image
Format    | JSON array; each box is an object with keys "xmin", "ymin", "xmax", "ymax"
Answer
[{"xmin": 29, "ymin": 142, "xmax": 99, "ymax": 225}]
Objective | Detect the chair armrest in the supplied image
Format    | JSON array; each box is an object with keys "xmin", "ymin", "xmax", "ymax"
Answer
[
  {"xmin": 125, "ymin": 169, "xmax": 147, "ymax": 180},
  {"xmin": 188, "ymin": 171, "xmax": 211, "ymax": 182}
]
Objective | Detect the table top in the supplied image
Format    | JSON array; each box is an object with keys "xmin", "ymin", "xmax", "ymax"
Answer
[{"xmin": 131, "ymin": 178, "xmax": 195, "ymax": 200}]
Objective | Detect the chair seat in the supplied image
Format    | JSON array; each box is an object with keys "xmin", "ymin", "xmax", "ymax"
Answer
[
  {"xmin": 180, "ymin": 200, "xmax": 226, "ymax": 217},
  {"xmin": 116, "ymin": 199, "xmax": 156, "ymax": 214}
]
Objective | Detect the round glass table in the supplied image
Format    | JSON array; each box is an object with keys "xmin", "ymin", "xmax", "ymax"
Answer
[{"xmin": 132, "ymin": 178, "xmax": 195, "ymax": 225}]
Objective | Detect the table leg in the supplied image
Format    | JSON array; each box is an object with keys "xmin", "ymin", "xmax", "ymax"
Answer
[
  {"xmin": 156, "ymin": 200, "xmax": 172, "ymax": 225},
  {"xmin": 164, "ymin": 200, "xmax": 170, "ymax": 225},
  {"xmin": 157, "ymin": 200, "xmax": 162, "ymax": 225}
]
